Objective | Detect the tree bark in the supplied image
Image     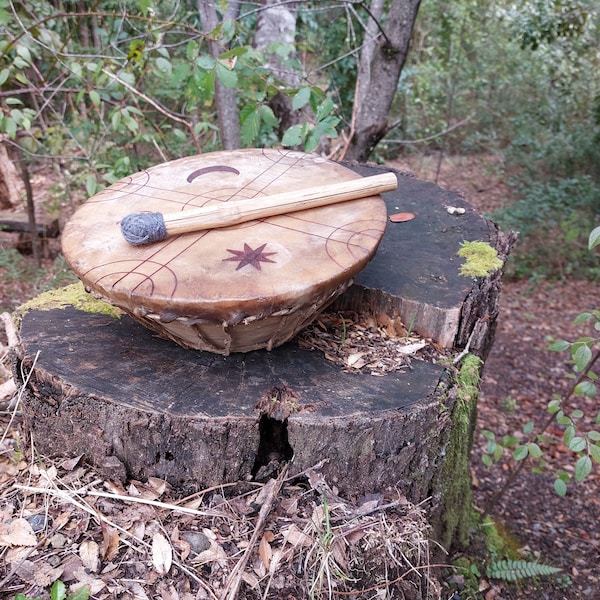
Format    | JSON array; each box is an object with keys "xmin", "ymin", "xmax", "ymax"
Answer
[
  {"xmin": 197, "ymin": 0, "xmax": 242, "ymax": 150},
  {"xmin": 342, "ymin": 0, "xmax": 422, "ymax": 162},
  {"xmin": 0, "ymin": 139, "xmax": 20, "ymax": 209},
  {"xmin": 254, "ymin": 0, "xmax": 302, "ymax": 137}
]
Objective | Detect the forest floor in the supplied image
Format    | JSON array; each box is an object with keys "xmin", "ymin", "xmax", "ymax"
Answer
[
  {"xmin": 389, "ymin": 153, "xmax": 600, "ymax": 600},
  {"xmin": 0, "ymin": 153, "xmax": 598, "ymax": 599}
]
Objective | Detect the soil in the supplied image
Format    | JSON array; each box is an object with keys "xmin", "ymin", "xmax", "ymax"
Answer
[{"xmin": 0, "ymin": 153, "xmax": 598, "ymax": 599}]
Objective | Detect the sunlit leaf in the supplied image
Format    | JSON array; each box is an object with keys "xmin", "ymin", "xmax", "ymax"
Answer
[
  {"xmin": 68, "ymin": 586, "xmax": 91, "ymax": 600},
  {"xmin": 574, "ymin": 381, "xmax": 596, "ymax": 397},
  {"xmin": 568, "ymin": 436, "xmax": 586, "ymax": 453},
  {"xmin": 155, "ymin": 57, "xmax": 172, "ymax": 77},
  {"xmin": 316, "ymin": 97, "xmax": 335, "ymax": 121},
  {"xmin": 528, "ymin": 442, "xmax": 542, "ymax": 458},
  {"xmin": 260, "ymin": 104, "xmax": 278, "ymax": 128},
  {"xmin": 89, "ymin": 90, "xmax": 101, "ymax": 107},
  {"xmin": 16, "ymin": 44, "xmax": 32, "ymax": 65},
  {"xmin": 216, "ymin": 61, "xmax": 237, "ymax": 88},
  {"xmin": 282, "ymin": 123, "xmax": 305, "ymax": 147},
  {"xmin": 547, "ymin": 399, "xmax": 561, "ymax": 414},
  {"xmin": 589, "ymin": 443, "xmax": 600, "ymax": 464},
  {"xmin": 547, "ymin": 339, "xmax": 570, "ymax": 352},
  {"xmin": 196, "ymin": 54, "xmax": 216, "ymax": 70},
  {"xmin": 86, "ymin": 174, "xmax": 98, "ymax": 197},
  {"xmin": 513, "ymin": 445, "xmax": 528, "ymax": 461},
  {"xmin": 292, "ymin": 87, "xmax": 311, "ymax": 110},
  {"xmin": 574, "ymin": 455, "xmax": 592, "ymax": 481},
  {"xmin": 553, "ymin": 478, "xmax": 567, "ymax": 496},
  {"xmin": 241, "ymin": 108, "xmax": 260, "ymax": 146},
  {"xmin": 50, "ymin": 580, "xmax": 66, "ymax": 600},
  {"xmin": 572, "ymin": 343, "xmax": 592, "ymax": 371},
  {"xmin": 589, "ymin": 226, "xmax": 600, "ymax": 250},
  {"xmin": 563, "ymin": 424, "xmax": 575, "ymax": 446}
]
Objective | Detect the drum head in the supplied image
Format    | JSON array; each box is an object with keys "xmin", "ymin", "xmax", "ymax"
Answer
[{"xmin": 62, "ymin": 149, "xmax": 388, "ymax": 353}]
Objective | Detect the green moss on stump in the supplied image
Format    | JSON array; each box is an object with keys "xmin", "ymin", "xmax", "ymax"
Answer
[
  {"xmin": 457, "ymin": 240, "xmax": 503, "ymax": 278},
  {"xmin": 438, "ymin": 354, "xmax": 482, "ymax": 550},
  {"xmin": 16, "ymin": 282, "xmax": 122, "ymax": 324}
]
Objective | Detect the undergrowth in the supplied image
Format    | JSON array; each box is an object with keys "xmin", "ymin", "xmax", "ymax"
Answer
[
  {"xmin": 492, "ymin": 175, "xmax": 600, "ymax": 280},
  {"xmin": 446, "ymin": 511, "xmax": 566, "ymax": 597}
]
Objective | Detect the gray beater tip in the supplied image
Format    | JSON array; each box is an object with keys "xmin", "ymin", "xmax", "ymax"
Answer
[{"xmin": 121, "ymin": 212, "xmax": 168, "ymax": 246}]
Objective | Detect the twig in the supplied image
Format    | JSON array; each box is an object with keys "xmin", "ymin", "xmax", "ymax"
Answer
[
  {"xmin": 1, "ymin": 351, "xmax": 39, "ymax": 445},
  {"xmin": 385, "ymin": 112, "xmax": 476, "ymax": 145},
  {"xmin": 220, "ymin": 465, "xmax": 289, "ymax": 600},
  {"xmin": 0, "ymin": 312, "xmax": 20, "ymax": 348}
]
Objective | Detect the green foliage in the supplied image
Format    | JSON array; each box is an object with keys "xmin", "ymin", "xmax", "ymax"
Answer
[
  {"xmin": 492, "ymin": 176, "xmax": 600, "ymax": 280},
  {"xmin": 281, "ymin": 88, "xmax": 340, "ymax": 152},
  {"xmin": 513, "ymin": 0, "xmax": 590, "ymax": 50},
  {"xmin": 448, "ymin": 511, "xmax": 566, "ymax": 597},
  {"xmin": 486, "ymin": 559, "xmax": 562, "ymax": 582},
  {"xmin": 13, "ymin": 580, "xmax": 89, "ymax": 600},
  {"xmin": 390, "ymin": 0, "xmax": 600, "ymax": 280},
  {"xmin": 481, "ymin": 256, "xmax": 600, "ymax": 502},
  {"xmin": 0, "ymin": 2, "xmax": 344, "ymax": 197},
  {"xmin": 0, "ymin": 246, "xmax": 41, "ymax": 283}
]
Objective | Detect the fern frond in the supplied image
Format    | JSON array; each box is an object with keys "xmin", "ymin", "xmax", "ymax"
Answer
[{"xmin": 486, "ymin": 559, "xmax": 562, "ymax": 581}]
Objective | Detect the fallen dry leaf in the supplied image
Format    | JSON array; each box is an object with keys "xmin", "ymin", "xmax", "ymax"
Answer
[
  {"xmin": 282, "ymin": 523, "xmax": 312, "ymax": 547},
  {"xmin": 79, "ymin": 539, "xmax": 100, "ymax": 572},
  {"xmin": 388, "ymin": 211, "xmax": 416, "ymax": 222},
  {"xmin": 101, "ymin": 522, "xmax": 120, "ymax": 561},
  {"xmin": 152, "ymin": 532, "xmax": 172, "ymax": 576},
  {"xmin": 259, "ymin": 533, "xmax": 272, "ymax": 569},
  {"xmin": 60, "ymin": 454, "xmax": 84, "ymax": 471},
  {"xmin": 0, "ymin": 517, "xmax": 37, "ymax": 547},
  {"xmin": 32, "ymin": 562, "xmax": 64, "ymax": 587}
]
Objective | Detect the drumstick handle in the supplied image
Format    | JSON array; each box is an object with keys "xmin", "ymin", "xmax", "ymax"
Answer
[{"xmin": 162, "ymin": 171, "xmax": 397, "ymax": 235}]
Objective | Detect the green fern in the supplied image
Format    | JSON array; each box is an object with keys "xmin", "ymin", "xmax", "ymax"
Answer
[{"xmin": 487, "ymin": 559, "xmax": 562, "ymax": 582}]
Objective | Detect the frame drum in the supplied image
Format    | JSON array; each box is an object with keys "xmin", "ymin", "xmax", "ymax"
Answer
[{"xmin": 62, "ymin": 149, "xmax": 388, "ymax": 354}]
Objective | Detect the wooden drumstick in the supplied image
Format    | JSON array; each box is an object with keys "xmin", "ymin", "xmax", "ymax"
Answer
[{"xmin": 120, "ymin": 171, "xmax": 397, "ymax": 246}]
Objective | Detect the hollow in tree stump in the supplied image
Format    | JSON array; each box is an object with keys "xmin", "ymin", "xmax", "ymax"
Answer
[{"xmin": 13, "ymin": 163, "xmax": 514, "ymax": 550}]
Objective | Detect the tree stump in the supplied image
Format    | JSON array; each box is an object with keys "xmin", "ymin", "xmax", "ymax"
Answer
[{"xmin": 13, "ymin": 164, "xmax": 514, "ymax": 549}]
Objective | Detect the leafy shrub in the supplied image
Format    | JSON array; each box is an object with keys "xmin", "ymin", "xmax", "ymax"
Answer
[{"xmin": 491, "ymin": 175, "xmax": 600, "ymax": 280}]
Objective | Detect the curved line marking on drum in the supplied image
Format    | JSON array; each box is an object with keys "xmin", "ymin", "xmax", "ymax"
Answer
[
  {"xmin": 86, "ymin": 171, "xmax": 151, "ymax": 204},
  {"xmin": 81, "ymin": 259, "xmax": 179, "ymax": 297},
  {"xmin": 331, "ymin": 225, "xmax": 385, "ymax": 261},
  {"xmin": 323, "ymin": 221, "xmax": 384, "ymax": 268},
  {"xmin": 186, "ymin": 165, "xmax": 240, "ymax": 183},
  {"xmin": 239, "ymin": 212, "xmax": 385, "ymax": 269}
]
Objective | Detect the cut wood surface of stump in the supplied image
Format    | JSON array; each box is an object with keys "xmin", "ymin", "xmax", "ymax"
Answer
[{"xmin": 13, "ymin": 163, "xmax": 514, "ymax": 548}]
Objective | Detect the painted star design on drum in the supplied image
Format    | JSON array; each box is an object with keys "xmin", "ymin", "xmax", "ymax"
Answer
[{"xmin": 223, "ymin": 243, "xmax": 277, "ymax": 271}]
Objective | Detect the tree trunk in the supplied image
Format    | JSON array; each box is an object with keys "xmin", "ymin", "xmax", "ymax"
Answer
[
  {"xmin": 254, "ymin": 0, "xmax": 302, "ymax": 137},
  {"xmin": 342, "ymin": 0, "xmax": 422, "ymax": 162},
  {"xmin": 14, "ymin": 164, "xmax": 514, "ymax": 549},
  {"xmin": 0, "ymin": 139, "xmax": 20, "ymax": 209},
  {"xmin": 197, "ymin": 0, "xmax": 242, "ymax": 150}
]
